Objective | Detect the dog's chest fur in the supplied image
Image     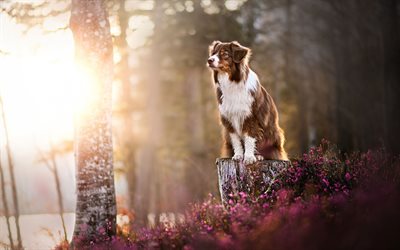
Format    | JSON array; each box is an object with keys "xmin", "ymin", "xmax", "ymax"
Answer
[{"xmin": 217, "ymin": 71, "xmax": 258, "ymax": 135}]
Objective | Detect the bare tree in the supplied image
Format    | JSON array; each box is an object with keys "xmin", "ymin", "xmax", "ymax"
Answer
[
  {"xmin": 69, "ymin": 0, "xmax": 116, "ymax": 245},
  {"xmin": 0, "ymin": 95, "xmax": 22, "ymax": 249},
  {"xmin": 36, "ymin": 141, "xmax": 72, "ymax": 243},
  {"xmin": 0, "ymin": 145, "xmax": 14, "ymax": 249}
]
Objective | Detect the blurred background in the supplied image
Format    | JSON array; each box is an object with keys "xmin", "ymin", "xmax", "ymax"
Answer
[{"xmin": 0, "ymin": 0, "xmax": 399, "ymax": 248}]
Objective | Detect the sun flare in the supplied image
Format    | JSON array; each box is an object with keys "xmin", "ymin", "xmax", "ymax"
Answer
[{"xmin": 0, "ymin": 52, "xmax": 94, "ymax": 146}]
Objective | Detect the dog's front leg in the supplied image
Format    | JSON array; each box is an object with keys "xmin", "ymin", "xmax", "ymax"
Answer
[
  {"xmin": 243, "ymin": 134, "xmax": 257, "ymax": 165},
  {"xmin": 230, "ymin": 133, "xmax": 244, "ymax": 161}
]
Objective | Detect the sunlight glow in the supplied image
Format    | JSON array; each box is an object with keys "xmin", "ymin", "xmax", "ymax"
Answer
[
  {"xmin": 0, "ymin": 10, "xmax": 132, "ymax": 150},
  {"xmin": 0, "ymin": 50, "xmax": 94, "ymax": 145}
]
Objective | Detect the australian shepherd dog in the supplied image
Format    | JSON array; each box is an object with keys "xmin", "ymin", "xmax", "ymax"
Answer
[{"xmin": 207, "ymin": 41, "xmax": 288, "ymax": 164}]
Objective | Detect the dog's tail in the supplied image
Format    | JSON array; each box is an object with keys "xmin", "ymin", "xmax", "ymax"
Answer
[{"xmin": 258, "ymin": 127, "xmax": 288, "ymax": 161}]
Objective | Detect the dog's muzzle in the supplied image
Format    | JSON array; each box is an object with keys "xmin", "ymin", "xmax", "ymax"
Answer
[{"xmin": 207, "ymin": 55, "xmax": 219, "ymax": 68}]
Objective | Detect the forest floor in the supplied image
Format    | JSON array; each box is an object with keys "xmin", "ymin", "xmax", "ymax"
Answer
[{"xmin": 56, "ymin": 141, "xmax": 400, "ymax": 249}]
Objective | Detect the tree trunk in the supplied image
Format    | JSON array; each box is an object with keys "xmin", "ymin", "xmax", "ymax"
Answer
[
  {"xmin": 70, "ymin": 0, "xmax": 116, "ymax": 245},
  {"xmin": 216, "ymin": 158, "xmax": 291, "ymax": 206},
  {"xmin": 0, "ymin": 95, "xmax": 22, "ymax": 249},
  {"xmin": 134, "ymin": 0, "xmax": 164, "ymax": 227},
  {"xmin": 382, "ymin": 0, "xmax": 400, "ymax": 154},
  {"xmin": 50, "ymin": 153, "xmax": 68, "ymax": 242},
  {"xmin": 184, "ymin": 67, "xmax": 208, "ymax": 201},
  {"xmin": 0, "ymin": 146, "xmax": 14, "ymax": 249},
  {"xmin": 115, "ymin": 0, "xmax": 138, "ymax": 213}
]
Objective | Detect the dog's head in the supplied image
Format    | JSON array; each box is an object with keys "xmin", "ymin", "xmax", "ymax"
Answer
[{"xmin": 207, "ymin": 41, "xmax": 251, "ymax": 73}]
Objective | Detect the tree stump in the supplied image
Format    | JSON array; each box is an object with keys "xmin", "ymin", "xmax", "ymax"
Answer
[{"xmin": 216, "ymin": 158, "xmax": 291, "ymax": 206}]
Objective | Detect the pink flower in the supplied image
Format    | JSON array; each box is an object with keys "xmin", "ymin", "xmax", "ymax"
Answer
[{"xmin": 98, "ymin": 227, "xmax": 106, "ymax": 234}]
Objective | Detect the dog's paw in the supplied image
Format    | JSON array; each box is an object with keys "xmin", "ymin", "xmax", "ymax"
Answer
[
  {"xmin": 244, "ymin": 154, "xmax": 257, "ymax": 165},
  {"xmin": 232, "ymin": 154, "xmax": 243, "ymax": 161},
  {"xmin": 256, "ymin": 155, "xmax": 264, "ymax": 161}
]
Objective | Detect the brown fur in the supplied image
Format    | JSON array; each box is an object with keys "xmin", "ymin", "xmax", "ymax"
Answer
[{"xmin": 208, "ymin": 41, "xmax": 288, "ymax": 161}]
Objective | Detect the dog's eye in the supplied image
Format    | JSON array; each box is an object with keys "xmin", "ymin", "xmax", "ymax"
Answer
[{"xmin": 221, "ymin": 51, "xmax": 229, "ymax": 58}]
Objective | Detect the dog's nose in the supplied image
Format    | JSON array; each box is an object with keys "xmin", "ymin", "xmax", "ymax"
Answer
[{"xmin": 208, "ymin": 58, "xmax": 214, "ymax": 64}]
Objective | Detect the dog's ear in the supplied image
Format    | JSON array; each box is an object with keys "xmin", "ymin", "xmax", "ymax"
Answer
[
  {"xmin": 231, "ymin": 41, "xmax": 250, "ymax": 63},
  {"xmin": 209, "ymin": 40, "xmax": 221, "ymax": 54}
]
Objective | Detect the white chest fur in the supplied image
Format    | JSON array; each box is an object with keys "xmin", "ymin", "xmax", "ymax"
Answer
[{"xmin": 217, "ymin": 70, "xmax": 258, "ymax": 135}]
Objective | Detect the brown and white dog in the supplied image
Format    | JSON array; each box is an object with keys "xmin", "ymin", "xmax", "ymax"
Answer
[{"xmin": 207, "ymin": 41, "xmax": 288, "ymax": 164}]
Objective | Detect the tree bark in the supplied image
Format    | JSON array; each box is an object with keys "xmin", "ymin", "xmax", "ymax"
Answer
[
  {"xmin": 70, "ymin": 0, "xmax": 116, "ymax": 245},
  {"xmin": 216, "ymin": 158, "xmax": 291, "ymax": 206}
]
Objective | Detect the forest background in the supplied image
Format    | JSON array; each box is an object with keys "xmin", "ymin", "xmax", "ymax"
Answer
[{"xmin": 0, "ymin": 0, "xmax": 399, "ymax": 229}]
